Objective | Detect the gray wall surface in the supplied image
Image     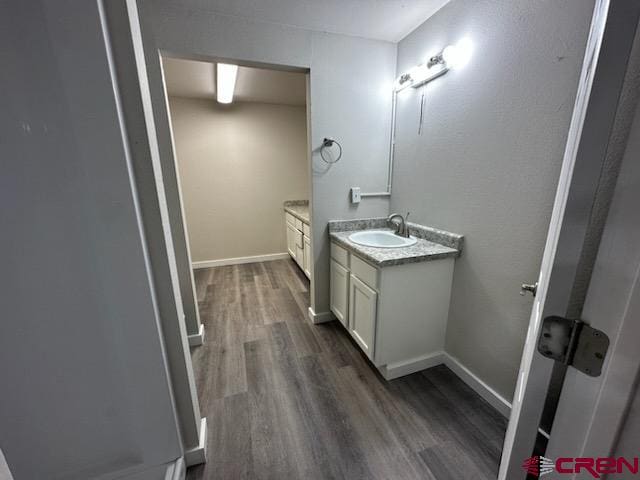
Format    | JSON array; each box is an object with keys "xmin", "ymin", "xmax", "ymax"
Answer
[
  {"xmin": 168, "ymin": 97, "xmax": 309, "ymax": 263},
  {"xmin": 391, "ymin": 0, "xmax": 596, "ymax": 400},
  {"xmin": 0, "ymin": 1, "xmax": 182, "ymax": 478},
  {"xmin": 140, "ymin": 1, "xmax": 396, "ymax": 315}
]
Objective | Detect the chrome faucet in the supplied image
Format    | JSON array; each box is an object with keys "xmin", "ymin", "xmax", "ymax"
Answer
[{"xmin": 387, "ymin": 212, "xmax": 411, "ymax": 238}]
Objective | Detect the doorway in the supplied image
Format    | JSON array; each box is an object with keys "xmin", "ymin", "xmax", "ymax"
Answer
[
  {"xmin": 162, "ymin": 57, "xmax": 310, "ymax": 273},
  {"xmin": 160, "ymin": 52, "xmax": 315, "ymax": 432}
]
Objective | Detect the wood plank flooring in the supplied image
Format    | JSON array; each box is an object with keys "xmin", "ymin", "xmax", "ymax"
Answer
[{"xmin": 187, "ymin": 259, "xmax": 507, "ymax": 480}]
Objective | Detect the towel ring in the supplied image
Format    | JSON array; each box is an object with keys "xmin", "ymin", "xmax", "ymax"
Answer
[{"xmin": 320, "ymin": 137, "xmax": 342, "ymax": 164}]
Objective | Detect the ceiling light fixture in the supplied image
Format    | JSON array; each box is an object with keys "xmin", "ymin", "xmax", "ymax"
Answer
[{"xmin": 216, "ymin": 63, "xmax": 238, "ymax": 104}]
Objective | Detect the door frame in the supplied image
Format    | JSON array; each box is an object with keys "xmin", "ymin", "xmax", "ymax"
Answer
[
  {"xmin": 499, "ymin": 1, "xmax": 640, "ymax": 477},
  {"xmin": 152, "ymin": 53, "xmax": 313, "ymax": 280},
  {"xmin": 104, "ymin": 0, "xmax": 208, "ymax": 467},
  {"xmin": 152, "ymin": 52, "xmax": 314, "ymax": 296}
]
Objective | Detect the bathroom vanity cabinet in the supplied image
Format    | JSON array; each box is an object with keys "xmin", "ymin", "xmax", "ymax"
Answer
[
  {"xmin": 285, "ymin": 210, "xmax": 311, "ymax": 278},
  {"xmin": 329, "ymin": 240, "xmax": 455, "ymax": 380}
]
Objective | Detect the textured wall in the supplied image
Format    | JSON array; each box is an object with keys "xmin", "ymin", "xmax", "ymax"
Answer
[
  {"xmin": 391, "ymin": 0, "xmax": 596, "ymax": 400},
  {"xmin": 168, "ymin": 97, "xmax": 309, "ymax": 262}
]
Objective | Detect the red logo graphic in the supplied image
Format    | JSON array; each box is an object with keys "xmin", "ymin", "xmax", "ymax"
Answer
[
  {"xmin": 522, "ymin": 456, "xmax": 554, "ymax": 477},
  {"xmin": 522, "ymin": 456, "xmax": 640, "ymax": 478}
]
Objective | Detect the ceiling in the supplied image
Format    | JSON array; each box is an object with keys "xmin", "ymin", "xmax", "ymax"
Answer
[
  {"xmin": 156, "ymin": 0, "xmax": 451, "ymax": 43},
  {"xmin": 162, "ymin": 57, "xmax": 307, "ymax": 106}
]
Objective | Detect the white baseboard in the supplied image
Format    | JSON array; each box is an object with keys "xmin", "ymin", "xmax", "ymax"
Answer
[
  {"xmin": 376, "ymin": 352, "xmax": 511, "ymax": 418},
  {"xmin": 188, "ymin": 324, "xmax": 205, "ymax": 347},
  {"xmin": 108, "ymin": 459, "xmax": 184, "ymax": 480},
  {"xmin": 164, "ymin": 458, "xmax": 185, "ymax": 480},
  {"xmin": 443, "ymin": 353, "xmax": 512, "ymax": 418},
  {"xmin": 307, "ymin": 307, "xmax": 335, "ymax": 324},
  {"xmin": 380, "ymin": 352, "xmax": 445, "ymax": 380},
  {"xmin": 184, "ymin": 417, "xmax": 207, "ymax": 467},
  {"xmin": 192, "ymin": 253, "xmax": 290, "ymax": 269}
]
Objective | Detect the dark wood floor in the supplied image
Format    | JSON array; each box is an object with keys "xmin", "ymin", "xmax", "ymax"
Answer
[{"xmin": 187, "ymin": 259, "xmax": 507, "ymax": 480}]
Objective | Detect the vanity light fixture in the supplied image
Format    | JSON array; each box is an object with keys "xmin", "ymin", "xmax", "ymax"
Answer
[
  {"xmin": 216, "ymin": 63, "xmax": 238, "ymax": 104},
  {"xmin": 394, "ymin": 57, "xmax": 447, "ymax": 92},
  {"xmin": 394, "ymin": 38, "xmax": 473, "ymax": 92}
]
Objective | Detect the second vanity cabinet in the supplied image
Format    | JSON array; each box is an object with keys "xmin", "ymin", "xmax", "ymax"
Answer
[{"xmin": 329, "ymin": 240, "xmax": 455, "ymax": 380}]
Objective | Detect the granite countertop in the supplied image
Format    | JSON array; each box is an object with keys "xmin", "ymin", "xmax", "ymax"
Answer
[
  {"xmin": 284, "ymin": 200, "xmax": 310, "ymax": 224},
  {"xmin": 328, "ymin": 217, "xmax": 463, "ymax": 267}
]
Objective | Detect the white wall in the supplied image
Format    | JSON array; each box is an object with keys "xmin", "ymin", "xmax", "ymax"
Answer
[
  {"xmin": 0, "ymin": 1, "xmax": 182, "ymax": 478},
  {"xmin": 140, "ymin": 1, "xmax": 396, "ymax": 315},
  {"xmin": 168, "ymin": 97, "xmax": 309, "ymax": 263},
  {"xmin": 391, "ymin": 0, "xmax": 596, "ymax": 400}
]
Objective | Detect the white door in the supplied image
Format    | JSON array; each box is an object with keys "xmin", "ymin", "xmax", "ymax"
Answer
[
  {"xmin": 349, "ymin": 274, "xmax": 377, "ymax": 359},
  {"xmin": 500, "ymin": 1, "xmax": 640, "ymax": 477},
  {"xmin": 330, "ymin": 259, "xmax": 349, "ymax": 327},
  {"xmin": 543, "ymin": 47, "xmax": 640, "ymax": 469}
]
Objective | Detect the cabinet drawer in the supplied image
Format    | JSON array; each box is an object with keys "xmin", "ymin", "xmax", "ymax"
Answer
[
  {"xmin": 350, "ymin": 254, "xmax": 379, "ymax": 290},
  {"xmin": 302, "ymin": 222, "xmax": 311, "ymax": 237},
  {"xmin": 330, "ymin": 242, "xmax": 349, "ymax": 268},
  {"xmin": 294, "ymin": 217, "xmax": 304, "ymax": 231},
  {"xmin": 285, "ymin": 211, "xmax": 296, "ymax": 226}
]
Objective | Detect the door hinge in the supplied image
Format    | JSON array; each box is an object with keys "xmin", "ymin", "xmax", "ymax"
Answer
[{"xmin": 537, "ymin": 316, "xmax": 609, "ymax": 377}]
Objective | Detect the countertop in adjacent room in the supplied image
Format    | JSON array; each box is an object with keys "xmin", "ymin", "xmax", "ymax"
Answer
[{"xmin": 284, "ymin": 200, "xmax": 310, "ymax": 224}]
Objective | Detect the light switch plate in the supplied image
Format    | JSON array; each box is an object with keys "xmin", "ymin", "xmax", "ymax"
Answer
[{"xmin": 351, "ymin": 187, "xmax": 361, "ymax": 204}]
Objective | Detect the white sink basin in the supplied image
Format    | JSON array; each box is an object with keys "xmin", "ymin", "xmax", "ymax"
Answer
[{"xmin": 349, "ymin": 230, "xmax": 417, "ymax": 248}]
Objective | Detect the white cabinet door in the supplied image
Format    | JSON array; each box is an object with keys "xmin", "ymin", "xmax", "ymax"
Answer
[
  {"xmin": 349, "ymin": 274, "xmax": 377, "ymax": 359},
  {"xmin": 295, "ymin": 242, "xmax": 304, "ymax": 267},
  {"xmin": 286, "ymin": 222, "xmax": 297, "ymax": 259},
  {"xmin": 294, "ymin": 228, "xmax": 303, "ymax": 267},
  {"xmin": 303, "ymin": 235, "xmax": 311, "ymax": 278},
  {"xmin": 330, "ymin": 259, "xmax": 349, "ymax": 327}
]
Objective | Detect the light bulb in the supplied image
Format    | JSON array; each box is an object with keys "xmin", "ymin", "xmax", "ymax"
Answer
[
  {"xmin": 444, "ymin": 38, "xmax": 473, "ymax": 68},
  {"xmin": 442, "ymin": 45, "xmax": 459, "ymax": 66}
]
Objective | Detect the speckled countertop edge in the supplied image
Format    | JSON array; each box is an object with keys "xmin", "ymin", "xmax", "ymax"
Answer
[
  {"xmin": 284, "ymin": 200, "xmax": 309, "ymax": 207},
  {"xmin": 283, "ymin": 200, "xmax": 310, "ymax": 224},
  {"xmin": 329, "ymin": 217, "xmax": 463, "ymax": 250},
  {"xmin": 329, "ymin": 217, "xmax": 389, "ymax": 233},
  {"xmin": 328, "ymin": 217, "xmax": 463, "ymax": 267}
]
